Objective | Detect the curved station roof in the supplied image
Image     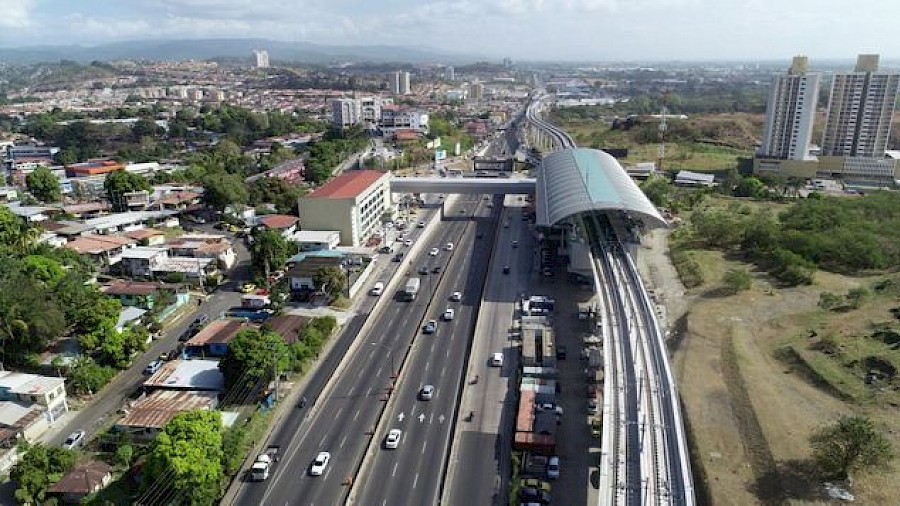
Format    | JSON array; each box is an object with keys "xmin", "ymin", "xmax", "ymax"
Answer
[{"xmin": 534, "ymin": 148, "xmax": 667, "ymax": 229}]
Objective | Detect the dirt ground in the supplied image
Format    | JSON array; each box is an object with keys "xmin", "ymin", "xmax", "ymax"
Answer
[{"xmin": 635, "ymin": 229, "xmax": 900, "ymax": 506}]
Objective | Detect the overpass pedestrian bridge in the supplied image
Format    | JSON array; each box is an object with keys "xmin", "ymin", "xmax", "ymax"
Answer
[{"xmin": 389, "ymin": 147, "xmax": 666, "ymax": 230}]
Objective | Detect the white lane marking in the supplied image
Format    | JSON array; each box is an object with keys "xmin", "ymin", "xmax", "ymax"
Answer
[
  {"xmin": 319, "ymin": 434, "xmax": 327, "ymax": 446},
  {"xmin": 441, "ymin": 365, "xmax": 447, "ymax": 378},
  {"xmin": 413, "ymin": 473, "xmax": 419, "ymax": 489},
  {"xmin": 424, "ymin": 360, "xmax": 430, "ymax": 371},
  {"xmin": 376, "ymin": 364, "xmax": 383, "ymax": 377},
  {"xmin": 429, "ymin": 413, "xmax": 434, "ymax": 424},
  {"xmin": 392, "ymin": 462, "xmax": 398, "ymax": 477},
  {"xmin": 421, "ymin": 440, "xmax": 428, "ymax": 454},
  {"xmin": 445, "ymin": 348, "xmax": 450, "ymax": 358},
  {"xmin": 354, "ymin": 409, "xmax": 361, "ymax": 421},
  {"xmin": 366, "ymin": 386, "xmax": 373, "ymax": 396},
  {"xmin": 340, "ymin": 434, "xmax": 347, "ymax": 449}
]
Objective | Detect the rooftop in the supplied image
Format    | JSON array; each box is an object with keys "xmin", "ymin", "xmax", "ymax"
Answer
[
  {"xmin": 143, "ymin": 359, "xmax": 224, "ymax": 392},
  {"xmin": 0, "ymin": 371, "xmax": 65, "ymax": 396},
  {"xmin": 48, "ymin": 460, "xmax": 113, "ymax": 495},
  {"xmin": 286, "ymin": 256, "xmax": 343, "ymax": 278},
  {"xmin": 186, "ymin": 319, "xmax": 250, "ymax": 346},
  {"xmin": 264, "ymin": 314, "xmax": 308, "ymax": 344},
  {"xmin": 258, "ymin": 214, "xmax": 299, "ymax": 230},
  {"xmin": 117, "ymin": 390, "xmax": 218, "ymax": 429},
  {"xmin": 125, "ymin": 228, "xmax": 165, "ymax": 241},
  {"xmin": 289, "ymin": 230, "xmax": 340, "ymax": 243},
  {"xmin": 101, "ymin": 280, "xmax": 175, "ymax": 296},
  {"xmin": 305, "ymin": 170, "xmax": 387, "ymax": 199},
  {"xmin": 122, "ymin": 246, "xmax": 168, "ymax": 259}
]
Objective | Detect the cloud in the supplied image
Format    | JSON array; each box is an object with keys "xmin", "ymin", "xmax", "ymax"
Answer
[{"xmin": 0, "ymin": 0, "xmax": 36, "ymax": 28}]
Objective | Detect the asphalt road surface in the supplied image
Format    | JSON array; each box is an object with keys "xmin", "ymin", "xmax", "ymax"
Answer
[
  {"xmin": 232, "ymin": 195, "xmax": 486, "ymax": 506},
  {"xmin": 349, "ymin": 195, "xmax": 500, "ymax": 506}
]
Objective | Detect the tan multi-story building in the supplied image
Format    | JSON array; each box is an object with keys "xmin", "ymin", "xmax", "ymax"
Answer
[
  {"xmin": 821, "ymin": 54, "xmax": 900, "ymax": 157},
  {"xmin": 758, "ymin": 56, "xmax": 820, "ymax": 161},
  {"xmin": 299, "ymin": 170, "xmax": 393, "ymax": 247}
]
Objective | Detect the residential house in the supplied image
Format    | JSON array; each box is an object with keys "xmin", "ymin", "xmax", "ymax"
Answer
[
  {"xmin": 48, "ymin": 460, "xmax": 113, "ymax": 504},
  {"xmin": 166, "ymin": 234, "xmax": 237, "ymax": 269},
  {"xmin": 289, "ymin": 230, "xmax": 341, "ymax": 251},
  {"xmin": 115, "ymin": 306, "xmax": 147, "ymax": 332},
  {"xmin": 184, "ymin": 319, "xmax": 251, "ymax": 357},
  {"xmin": 125, "ymin": 228, "xmax": 166, "ymax": 246},
  {"xmin": 0, "ymin": 372, "xmax": 68, "ymax": 446},
  {"xmin": 101, "ymin": 280, "xmax": 178, "ymax": 310},
  {"xmin": 264, "ymin": 314, "xmax": 309, "ymax": 344},
  {"xmin": 60, "ymin": 203, "xmax": 110, "ymax": 219},
  {"xmin": 64, "ymin": 234, "xmax": 137, "ymax": 268},
  {"xmin": 258, "ymin": 214, "xmax": 299, "ymax": 237},
  {"xmin": 142, "ymin": 359, "xmax": 224, "ymax": 393},
  {"xmin": 119, "ymin": 247, "xmax": 169, "ymax": 278},
  {"xmin": 115, "ymin": 390, "xmax": 218, "ymax": 441},
  {"xmin": 286, "ymin": 256, "xmax": 344, "ymax": 293},
  {"xmin": 155, "ymin": 191, "xmax": 202, "ymax": 211}
]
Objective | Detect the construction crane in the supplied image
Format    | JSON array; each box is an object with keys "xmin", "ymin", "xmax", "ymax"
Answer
[{"xmin": 657, "ymin": 91, "xmax": 671, "ymax": 173}]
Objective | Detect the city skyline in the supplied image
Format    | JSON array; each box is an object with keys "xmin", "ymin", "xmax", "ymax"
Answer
[{"xmin": 0, "ymin": 0, "xmax": 898, "ymax": 61}]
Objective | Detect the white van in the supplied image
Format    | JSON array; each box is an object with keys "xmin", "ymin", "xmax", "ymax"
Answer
[
  {"xmin": 370, "ymin": 282, "xmax": 385, "ymax": 296},
  {"xmin": 491, "ymin": 352, "xmax": 504, "ymax": 367}
]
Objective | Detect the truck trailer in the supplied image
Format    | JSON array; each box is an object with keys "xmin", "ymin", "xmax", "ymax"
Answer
[{"xmin": 403, "ymin": 277, "xmax": 421, "ymax": 301}]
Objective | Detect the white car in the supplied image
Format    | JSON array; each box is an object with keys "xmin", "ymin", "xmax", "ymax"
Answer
[
  {"xmin": 309, "ymin": 451, "xmax": 331, "ymax": 476},
  {"xmin": 384, "ymin": 429, "xmax": 402, "ymax": 449},
  {"xmin": 445, "ymin": 242, "xmax": 454, "ymax": 251},
  {"xmin": 449, "ymin": 291, "xmax": 462, "ymax": 302},
  {"xmin": 404, "ymin": 239, "xmax": 412, "ymax": 247},
  {"xmin": 491, "ymin": 352, "xmax": 504, "ymax": 367},
  {"xmin": 429, "ymin": 247, "xmax": 439, "ymax": 256},
  {"xmin": 62, "ymin": 430, "xmax": 85, "ymax": 450},
  {"xmin": 443, "ymin": 308, "xmax": 455, "ymax": 321},
  {"xmin": 547, "ymin": 456, "xmax": 560, "ymax": 479},
  {"xmin": 537, "ymin": 403, "xmax": 564, "ymax": 416}
]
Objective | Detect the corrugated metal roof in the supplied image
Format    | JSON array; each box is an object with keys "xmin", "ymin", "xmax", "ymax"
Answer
[
  {"xmin": 535, "ymin": 148, "xmax": 666, "ymax": 228},
  {"xmin": 117, "ymin": 390, "xmax": 218, "ymax": 429}
]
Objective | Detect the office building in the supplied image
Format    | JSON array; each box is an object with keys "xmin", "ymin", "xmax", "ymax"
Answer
[
  {"xmin": 821, "ymin": 54, "xmax": 900, "ymax": 157},
  {"xmin": 299, "ymin": 170, "xmax": 393, "ymax": 247},
  {"xmin": 253, "ymin": 50, "xmax": 270, "ymax": 69},
  {"xmin": 446, "ymin": 66, "xmax": 455, "ymax": 81},
  {"xmin": 758, "ymin": 56, "xmax": 820, "ymax": 160},
  {"xmin": 391, "ymin": 71, "xmax": 411, "ymax": 95},
  {"xmin": 331, "ymin": 98, "xmax": 361, "ymax": 130},
  {"xmin": 469, "ymin": 81, "xmax": 484, "ymax": 100},
  {"xmin": 390, "ymin": 72, "xmax": 401, "ymax": 95}
]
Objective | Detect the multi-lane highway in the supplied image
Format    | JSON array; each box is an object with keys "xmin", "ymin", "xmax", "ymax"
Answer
[
  {"xmin": 233, "ymin": 194, "xmax": 493, "ymax": 506},
  {"xmin": 348, "ymin": 195, "xmax": 500, "ymax": 506}
]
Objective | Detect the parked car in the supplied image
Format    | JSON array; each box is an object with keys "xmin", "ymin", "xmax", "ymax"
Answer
[
  {"xmin": 143, "ymin": 360, "xmax": 164, "ymax": 375},
  {"xmin": 62, "ymin": 430, "xmax": 85, "ymax": 450},
  {"xmin": 521, "ymin": 478, "xmax": 552, "ymax": 492},
  {"xmin": 547, "ymin": 456, "xmax": 560, "ymax": 479},
  {"xmin": 519, "ymin": 487, "xmax": 552, "ymax": 504}
]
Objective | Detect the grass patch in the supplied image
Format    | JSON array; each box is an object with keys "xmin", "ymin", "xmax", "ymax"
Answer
[
  {"xmin": 509, "ymin": 452, "xmax": 522, "ymax": 506},
  {"xmin": 330, "ymin": 296, "xmax": 351, "ymax": 310},
  {"xmin": 221, "ymin": 409, "xmax": 273, "ymax": 485},
  {"xmin": 670, "ymin": 246, "xmax": 704, "ymax": 288}
]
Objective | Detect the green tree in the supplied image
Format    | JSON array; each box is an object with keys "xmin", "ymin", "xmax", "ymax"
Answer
[
  {"xmin": 733, "ymin": 176, "xmax": 767, "ymax": 198},
  {"xmin": 202, "ymin": 173, "xmax": 249, "ymax": 211},
  {"xmin": 810, "ymin": 415, "xmax": 893, "ymax": 480},
  {"xmin": 67, "ymin": 356, "xmax": 117, "ymax": 395},
  {"xmin": 22, "ymin": 255, "xmax": 66, "ymax": 287},
  {"xmin": 144, "ymin": 411, "xmax": 225, "ymax": 506},
  {"xmin": 115, "ymin": 444, "xmax": 135, "ymax": 467},
  {"xmin": 313, "ymin": 266, "xmax": 347, "ymax": 299},
  {"xmin": 104, "ymin": 170, "xmax": 151, "ymax": 211},
  {"xmin": 10, "ymin": 443, "xmax": 77, "ymax": 505},
  {"xmin": 722, "ymin": 268, "xmax": 752, "ymax": 294},
  {"xmin": 25, "ymin": 166, "xmax": 61, "ymax": 203},
  {"xmin": 818, "ymin": 292, "xmax": 843, "ymax": 311},
  {"xmin": 218, "ymin": 328, "xmax": 289, "ymax": 394},
  {"xmin": 640, "ymin": 175, "xmax": 673, "ymax": 207},
  {"xmin": 845, "ymin": 287, "xmax": 869, "ymax": 309},
  {"xmin": 249, "ymin": 228, "xmax": 294, "ymax": 277}
]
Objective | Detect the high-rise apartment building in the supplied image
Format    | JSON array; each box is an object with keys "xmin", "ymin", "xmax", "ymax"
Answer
[
  {"xmin": 445, "ymin": 66, "xmax": 455, "ymax": 81},
  {"xmin": 821, "ymin": 54, "xmax": 900, "ymax": 157},
  {"xmin": 253, "ymin": 50, "xmax": 270, "ymax": 69},
  {"xmin": 331, "ymin": 98, "xmax": 360, "ymax": 130},
  {"xmin": 468, "ymin": 81, "xmax": 484, "ymax": 101},
  {"xmin": 390, "ymin": 71, "xmax": 411, "ymax": 95},
  {"xmin": 400, "ymin": 71, "xmax": 411, "ymax": 95},
  {"xmin": 758, "ymin": 56, "xmax": 820, "ymax": 160}
]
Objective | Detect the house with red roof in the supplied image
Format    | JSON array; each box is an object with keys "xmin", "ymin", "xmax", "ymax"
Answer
[
  {"xmin": 298, "ymin": 170, "xmax": 392, "ymax": 247},
  {"xmin": 258, "ymin": 214, "xmax": 300, "ymax": 237}
]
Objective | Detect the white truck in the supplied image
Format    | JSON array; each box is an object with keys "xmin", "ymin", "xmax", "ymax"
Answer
[
  {"xmin": 403, "ymin": 277, "xmax": 421, "ymax": 301},
  {"xmin": 249, "ymin": 445, "xmax": 280, "ymax": 481}
]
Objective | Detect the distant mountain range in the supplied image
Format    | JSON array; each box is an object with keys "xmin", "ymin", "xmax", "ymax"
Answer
[{"xmin": 0, "ymin": 38, "xmax": 480, "ymax": 65}]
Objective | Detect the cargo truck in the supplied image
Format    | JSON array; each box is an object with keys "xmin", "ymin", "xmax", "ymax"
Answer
[{"xmin": 403, "ymin": 277, "xmax": 421, "ymax": 301}]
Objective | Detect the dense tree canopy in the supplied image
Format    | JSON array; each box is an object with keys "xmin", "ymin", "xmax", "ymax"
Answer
[
  {"xmin": 313, "ymin": 266, "xmax": 348, "ymax": 299},
  {"xmin": 10, "ymin": 443, "xmax": 77, "ymax": 505},
  {"xmin": 218, "ymin": 328, "xmax": 289, "ymax": 394},
  {"xmin": 249, "ymin": 228, "xmax": 296, "ymax": 278},
  {"xmin": 104, "ymin": 170, "xmax": 152, "ymax": 211},
  {"xmin": 144, "ymin": 410, "xmax": 225, "ymax": 506},
  {"xmin": 25, "ymin": 166, "xmax": 61, "ymax": 203}
]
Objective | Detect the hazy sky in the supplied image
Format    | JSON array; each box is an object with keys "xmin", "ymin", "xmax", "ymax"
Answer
[{"xmin": 0, "ymin": 0, "xmax": 897, "ymax": 61}]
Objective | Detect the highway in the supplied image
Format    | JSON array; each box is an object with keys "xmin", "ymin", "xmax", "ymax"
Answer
[
  {"xmin": 348, "ymin": 194, "xmax": 500, "ymax": 506},
  {"xmin": 232, "ymin": 194, "xmax": 488, "ymax": 506}
]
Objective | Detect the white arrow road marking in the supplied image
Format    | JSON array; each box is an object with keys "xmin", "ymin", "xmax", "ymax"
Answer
[
  {"xmin": 438, "ymin": 414, "xmax": 445, "ymax": 424},
  {"xmin": 398, "ymin": 412, "xmax": 405, "ymax": 422},
  {"xmin": 418, "ymin": 413, "xmax": 425, "ymax": 423}
]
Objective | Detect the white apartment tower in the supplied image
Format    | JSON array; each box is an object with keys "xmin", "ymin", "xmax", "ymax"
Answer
[
  {"xmin": 253, "ymin": 50, "xmax": 270, "ymax": 69},
  {"xmin": 759, "ymin": 56, "xmax": 820, "ymax": 160},
  {"xmin": 400, "ymin": 71, "xmax": 411, "ymax": 95},
  {"xmin": 446, "ymin": 66, "xmax": 455, "ymax": 81},
  {"xmin": 821, "ymin": 54, "xmax": 900, "ymax": 157},
  {"xmin": 331, "ymin": 98, "xmax": 360, "ymax": 130}
]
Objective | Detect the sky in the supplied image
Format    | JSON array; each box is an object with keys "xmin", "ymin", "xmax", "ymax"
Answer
[{"xmin": 0, "ymin": 0, "xmax": 898, "ymax": 61}]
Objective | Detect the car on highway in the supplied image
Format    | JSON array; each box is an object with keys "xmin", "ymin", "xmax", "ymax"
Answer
[
  {"xmin": 378, "ymin": 245, "xmax": 392, "ymax": 254},
  {"xmin": 547, "ymin": 456, "xmax": 560, "ymax": 479},
  {"xmin": 417, "ymin": 221, "xmax": 425, "ymax": 228},
  {"xmin": 542, "ymin": 268, "xmax": 553, "ymax": 277},
  {"xmin": 449, "ymin": 291, "xmax": 462, "ymax": 302},
  {"xmin": 143, "ymin": 360, "xmax": 164, "ymax": 375},
  {"xmin": 384, "ymin": 429, "xmax": 402, "ymax": 449},
  {"xmin": 431, "ymin": 266, "xmax": 441, "ymax": 274},
  {"xmin": 512, "ymin": 240, "xmax": 519, "ymax": 248},
  {"xmin": 370, "ymin": 282, "xmax": 385, "ymax": 296},
  {"xmin": 443, "ymin": 308, "xmax": 455, "ymax": 321},
  {"xmin": 491, "ymin": 352, "xmax": 504, "ymax": 367},
  {"xmin": 429, "ymin": 247, "xmax": 439, "ymax": 256},
  {"xmin": 393, "ymin": 253, "xmax": 404, "ymax": 262},
  {"xmin": 62, "ymin": 430, "xmax": 85, "ymax": 450},
  {"xmin": 309, "ymin": 452, "xmax": 331, "ymax": 476},
  {"xmin": 423, "ymin": 320, "xmax": 438, "ymax": 334},
  {"xmin": 445, "ymin": 242, "xmax": 454, "ymax": 251},
  {"xmin": 419, "ymin": 266, "xmax": 429, "ymax": 275},
  {"xmin": 502, "ymin": 266, "xmax": 511, "ymax": 275},
  {"xmin": 404, "ymin": 239, "xmax": 412, "ymax": 246},
  {"xmin": 419, "ymin": 385, "xmax": 435, "ymax": 400}
]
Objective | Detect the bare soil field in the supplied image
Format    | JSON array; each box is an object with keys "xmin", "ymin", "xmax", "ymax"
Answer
[{"xmin": 636, "ymin": 229, "xmax": 900, "ymax": 505}]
